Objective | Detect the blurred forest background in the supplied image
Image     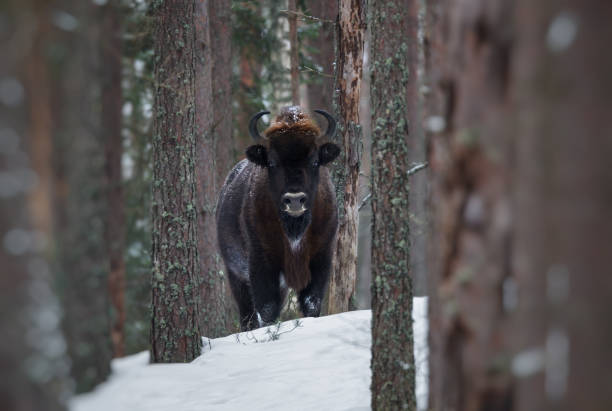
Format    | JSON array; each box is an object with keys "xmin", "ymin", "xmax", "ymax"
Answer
[{"xmin": 1, "ymin": 0, "xmax": 610, "ymax": 410}]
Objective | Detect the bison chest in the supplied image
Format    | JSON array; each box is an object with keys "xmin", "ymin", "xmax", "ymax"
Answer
[{"xmin": 281, "ymin": 235, "xmax": 311, "ymax": 291}]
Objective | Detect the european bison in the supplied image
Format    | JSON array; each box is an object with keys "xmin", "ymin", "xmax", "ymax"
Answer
[{"xmin": 216, "ymin": 106, "xmax": 340, "ymax": 330}]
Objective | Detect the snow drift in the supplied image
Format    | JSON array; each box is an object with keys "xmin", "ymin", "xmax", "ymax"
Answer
[{"xmin": 70, "ymin": 297, "xmax": 428, "ymax": 411}]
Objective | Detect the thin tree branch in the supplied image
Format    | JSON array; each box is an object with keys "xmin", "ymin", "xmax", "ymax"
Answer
[
  {"xmin": 358, "ymin": 163, "xmax": 427, "ymax": 212},
  {"xmin": 358, "ymin": 193, "xmax": 372, "ymax": 211},
  {"xmin": 279, "ymin": 10, "xmax": 336, "ymax": 24},
  {"xmin": 300, "ymin": 65, "xmax": 335, "ymax": 78},
  {"xmin": 407, "ymin": 162, "xmax": 428, "ymax": 176}
]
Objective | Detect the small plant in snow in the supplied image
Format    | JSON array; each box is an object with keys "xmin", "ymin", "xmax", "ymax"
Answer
[{"xmin": 237, "ymin": 319, "xmax": 303, "ymax": 344}]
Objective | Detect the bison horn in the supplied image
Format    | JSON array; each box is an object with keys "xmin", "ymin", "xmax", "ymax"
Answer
[
  {"xmin": 249, "ymin": 111, "xmax": 270, "ymax": 140},
  {"xmin": 314, "ymin": 109, "xmax": 337, "ymax": 140}
]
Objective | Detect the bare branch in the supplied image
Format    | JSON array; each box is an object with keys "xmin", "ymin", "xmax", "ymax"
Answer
[
  {"xmin": 358, "ymin": 193, "xmax": 372, "ymax": 212},
  {"xmin": 300, "ymin": 65, "xmax": 335, "ymax": 78},
  {"xmin": 407, "ymin": 162, "xmax": 428, "ymax": 176},
  {"xmin": 279, "ymin": 10, "xmax": 336, "ymax": 24}
]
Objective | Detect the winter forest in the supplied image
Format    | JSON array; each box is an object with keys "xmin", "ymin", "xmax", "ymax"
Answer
[{"xmin": 1, "ymin": 0, "xmax": 610, "ymax": 410}]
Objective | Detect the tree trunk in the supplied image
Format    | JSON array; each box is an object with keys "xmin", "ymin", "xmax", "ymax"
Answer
[
  {"xmin": 1, "ymin": 1, "xmax": 69, "ymax": 409},
  {"xmin": 305, "ymin": 1, "xmax": 337, "ymax": 113},
  {"xmin": 288, "ymin": 0, "xmax": 300, "ymax": 105},
  {"xmin": 52, "ymin": 0, "xmax": 113, "ymax": 392},
  {"xmin": 150, "ymin": 0, "xmax": 203, "ymax": 363},
  {"xmin": 194, "ymin": 0, "xmax": 234, "ymax": 338},
  {"xmin": 369, "ymin": 0, "xmax": 418, "ymax": 408},
  {"xmin": 427, "ymin": 1, "xmax": 612, "ymax": 410},
  {"xmin": 511, "ymin": 1, "xmax": 612, "ymax": 410},
  {"xmin": 426, "ymin": 0, "xmax": 516, "ymax": 408},
  {"xmin": 101, "ymin": 0, "xmax": 126, "ymax": 359},
  {"xmin": 327, "ymin": 0, "xmax": 365, "ymax": 315}
]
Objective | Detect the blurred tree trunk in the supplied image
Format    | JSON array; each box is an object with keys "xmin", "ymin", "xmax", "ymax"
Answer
[
  {"xmin": 0, "ymin": 1, "xmax": 69, "ymax": 409},
  {"xmin": 52, "ymin": 0, "xmax": 113, "ymax": 392},
  {"xmin": 327, "ymin": 0, "xmax": 365, "ymax": 314},
  {"xmin": 305, "ymin": 1, "xmax": 337, "ymax": 113},
  {"xmin": 369, "ymin": 0, "xmax": 418, "ymax": 409},
  {"xmin": 427, "ymin": 1, "xmax": 612, "ymax": 410},
  {"xmin": 511, "ymin": 1, "xmax": 612, "ymax": 410},
  {"xmin": 194, "ymin": 0, "xmax": 234, "ymax": 337},
  {"xmin": 288, "ymin": 0, "xmax": 299, "ymax": 105},
  {"xmin": 101, "ymin": 0, "xmax": 126, "ymax": 358},
  {"xmin": 235, "ymin": 47, "xmax": 262, "ymax": 154},
  {"xmin": 425, "ymin": 0, "xmax": 515, "ymax": 408},
  {"xmin": 150, "ymin": 0, "xmax": 203, "ymax": 363}
]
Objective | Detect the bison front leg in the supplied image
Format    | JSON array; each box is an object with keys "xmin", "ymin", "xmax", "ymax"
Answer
[
  {"xmin": 299, "ymin": 250, "xmax": 332, "ymax": 317},
  {"xmin": 249, "ymin": 256, "xmax": 283, "ymax": 326}
]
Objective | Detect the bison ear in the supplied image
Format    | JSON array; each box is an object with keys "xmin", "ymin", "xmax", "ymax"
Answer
[
  {"xmin": 318, "ymin": 143, "xmax": 340, "ymax": 165},
  {"xmin": 246, "ymin": 144, "xmax": 268, "ymax": 167}
]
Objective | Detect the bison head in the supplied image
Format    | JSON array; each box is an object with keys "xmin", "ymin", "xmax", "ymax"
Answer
[{"xmin": 245, "ymin": 106, "xmax": 340, "ymax": 239}]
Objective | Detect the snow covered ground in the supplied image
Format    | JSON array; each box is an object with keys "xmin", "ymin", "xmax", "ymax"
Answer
[{"xmin": 70, "ymin": 297, "xmax": 428, "ymax": 411}]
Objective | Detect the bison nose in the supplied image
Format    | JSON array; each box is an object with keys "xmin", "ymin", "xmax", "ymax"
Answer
[{"xmin": 282, "ymin": 192, "xmax": 307, "ymax": 216}]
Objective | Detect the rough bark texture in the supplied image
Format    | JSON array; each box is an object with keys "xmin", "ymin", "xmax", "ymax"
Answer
[
  {"xmin": 511, "ymin": 1, "xmax": 612, "ymax": 410},
  {"xmin": 1, "ymin": 1, "xmax": 69, "ymax": 409},
  {"xmin": 195, "ymin": 0, "xmax": 234, "ymax": 337},
  {"xmin": 150, "ymin": 0, "xmax": 203, "ymax": 363},
  {"xmin": 288, "ymin": 0, "xmax": 300, "ymax": 105},
  {"xmin": 101, "ymin": 0, "xmax": 126, "ymax": 358},
  {"xmin": 369, "ymin": 0, "xmax": 418, "ymax": 408},
  {"xmin": 305, "ymin": 1, "xmax": 337, "ymax": 113},
  {"xmin": 327, "ymin": 0, "xmax": 365, "ymax": 315}
]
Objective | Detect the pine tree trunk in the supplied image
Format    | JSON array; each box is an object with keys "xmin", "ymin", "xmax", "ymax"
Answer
[
  {"xmin": 150, "ymin": 0, "xmax": 203, "ymax": 363},
  {"xmin": 101, "ymin": 0, "xmax": 126, "ymax": 359},
  {"xmin": 194, "ymin": 0, "xmax": 234, "ymax": 338},
  {"xmin": 1, "ymin": 1, "xmax": 69, "ymax": 409},
  {"xmin": 52, "ymin": 0, "xmax": 113, "ymax": 392},
  {"xmin": 511, "ymin": 1, "xmax": 612, "ymax": 410},
  {"xmin": 327, "ymin": 0, "xmax": 365, "ymax": 315},
  {"xmin": 305, "ymin": 1, "xmax": 337, "ymax": 113},
  {"xmin": 369, "ymin": 0, "xmax": 418, "ymax": 408},
  {"xmin": 424, "ymin": 0, "xmax": 515, "ymax": 409}
]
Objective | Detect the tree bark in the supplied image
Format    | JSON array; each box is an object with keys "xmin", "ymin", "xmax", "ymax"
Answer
[
  {"xmin": 150, "ymin": 0, "xmax": 203, "ymax": 363},
  {"xmin": 194, "ymin": 0, "xmax": 234, "ymax": 338},
  {"xmin": 52, "ymin": 0, "xmax": 113, "ymax": 392},
  {"xmin": 1, "ymin": 1, "xmax": 69, "ymax": 409},
  {"xmin": 288, "ymin": 0, "xmax": 300, "ymax": 105},
  {"xmin": 101, "ymin": 0, "xmax": 126, "ymax": 359},
  {"xmin": 305, "ymin": 1, "xmax": 337, "ymax": 113},
  {"xmin": 327, "ymin": 0, "xmax": 365, "ymax": 315},
  {"xmin": 511, "ymin": 1, "xmax": 612, "ymax": 410},
  {"xmin": 426, "ymin": 0, "xmax": 516, "ymax": 408},
  {"xmin": 369, "ymin": 0, "xmax": 418, "ymax": 408}
]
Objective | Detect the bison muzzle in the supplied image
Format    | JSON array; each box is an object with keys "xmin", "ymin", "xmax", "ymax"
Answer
[{"xmin": 216, "ymin": 106, "xmax": 340, "ymax": 330}]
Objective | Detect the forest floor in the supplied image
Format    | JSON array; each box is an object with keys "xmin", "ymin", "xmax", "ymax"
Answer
[{"xmin": 70, "ymin": 297, "xmax": 428, "ymax": 411}]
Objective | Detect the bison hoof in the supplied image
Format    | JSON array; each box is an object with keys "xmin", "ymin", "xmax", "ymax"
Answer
[
  {"xmin": 258, "ymin": 302, "xmax": 280, "ymax": 325},
  {"xmin": 301, "ymin": 295, "xmax": 321, "ymax": 317}
]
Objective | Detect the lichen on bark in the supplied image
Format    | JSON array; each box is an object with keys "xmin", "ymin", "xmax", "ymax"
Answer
[{"xmin": 369, "ymin": 0, "xmax": 418, "ymax": 409}]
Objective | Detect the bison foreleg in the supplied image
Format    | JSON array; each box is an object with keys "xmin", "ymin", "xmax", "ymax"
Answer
[
  {"xmin": 249, "ymin": 257, "xmax": 283, "ymax": 326},
  {"xmin": 299, "ymin": 250, "xmax": 332, "ymax": 317}
]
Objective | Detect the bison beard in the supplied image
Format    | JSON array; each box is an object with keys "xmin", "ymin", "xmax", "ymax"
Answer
[{"xmin": 216, "ymin": 106, "xmax": 340, "ymax": 330}]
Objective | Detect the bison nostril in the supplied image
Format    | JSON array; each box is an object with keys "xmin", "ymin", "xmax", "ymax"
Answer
[
  {"xmin": 299, "ymin": 197, "xmax": 306, "ymax": 204},
  {"xmin": 283, "ymin": 198, "xmax": 291, "ymax": 205}
]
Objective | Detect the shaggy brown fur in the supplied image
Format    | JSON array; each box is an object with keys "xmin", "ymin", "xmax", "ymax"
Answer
[{"xmin": 216, "ymin": 106, "xmax": 340, "ymax": 329}]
